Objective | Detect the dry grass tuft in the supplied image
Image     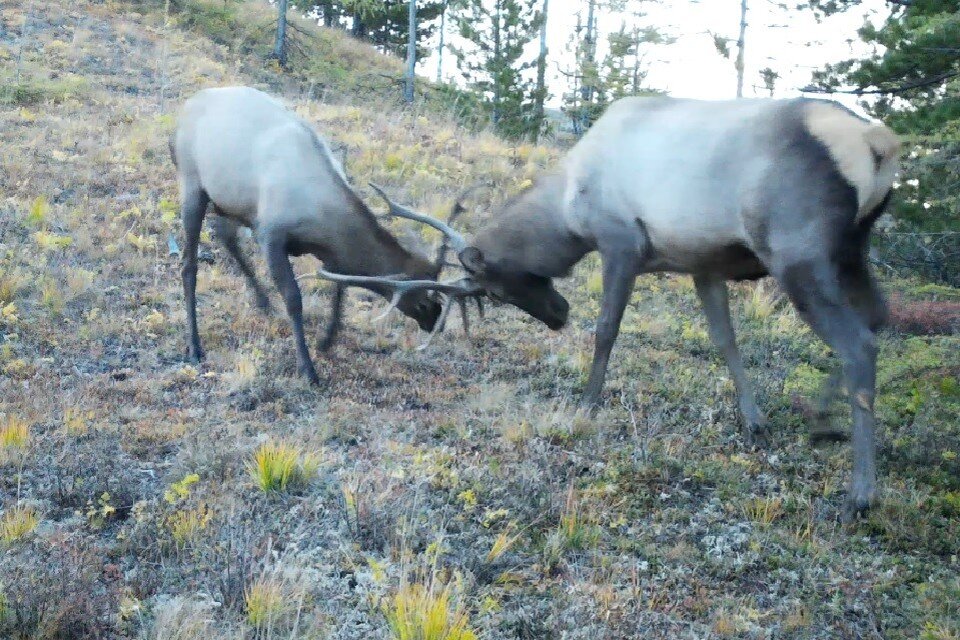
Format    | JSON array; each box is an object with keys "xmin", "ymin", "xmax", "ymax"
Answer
[
  {"xmin": 0, "ymin": 505, "xmax": 39, "ymax": 544},
  {"xmin": 0, "ymin": 415, "xmax": 29, "ymax": 464},
  {"xmin": 246, "ymin": 441, "xmax": 319, "ymax": 493},
  {"xmin": 383, "ymin": 578, "xmax": 477, "ymax": 640},
  {"xmin": 741, "ymin": 496, "xmax": 784, "ymax": 527},
  {"xmin": 244, "ymin": 576, "xmax": 287, "ymax": 629}
]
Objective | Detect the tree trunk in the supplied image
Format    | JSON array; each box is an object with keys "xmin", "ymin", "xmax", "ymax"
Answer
[
  {"xmin": 436, "ymin": 1, "xmax": 446, "ymax": 83},
  {"xmin": 580, "ymin": 0, "xmax": 596, "ymax": 104},
  {"xmin": 321, "ymin": 0, "xmax": 334, "ymax": 28},
  {"xmin": 405, "ymin": 0, "xmax": 417, "ymax": 103},
  {"xmin": 492, "ymin": 0, "xmax": 502, "ymax": 123},
  {"xmin": 273, "ymin": 0, "xmax": 288, "ymax": 67},
  {"xmin": 533, "ymin": 0, "xmax": 548, "ymax": 141},
  {"xmin": 735, "ymin": 0, "xmax": 747, "ymax": 97},
  {"xmin": 352, "ymin": 13, "xmax": 365, "ymax": 38}
]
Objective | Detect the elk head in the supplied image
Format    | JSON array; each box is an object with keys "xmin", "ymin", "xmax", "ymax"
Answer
[
  {"xmin": 298, "ymin": 185, "xmax": 483, "ymax": 349},
  {"xmin": 456, "ymin": 246, "xmax": 570, "ymax": 331}
]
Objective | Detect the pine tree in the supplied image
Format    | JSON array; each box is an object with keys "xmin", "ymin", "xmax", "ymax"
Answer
[
  {"xmin": 273, "ymin": 0, "xmax": 289, "ymax": 67},
  {"xmin": 531, "ymin": 0, "xmax": 549, "ymax": 141},
  {"xmin": 454, "ymin": 0, "xmax": 542, "ymax": 139},
  {"xmin": 807, "ymin": 0, "xmax": 959, "ymax": 239},
  {"xmin": 562, "ymin": 0, "xmax": 664, "ymax": 133}
]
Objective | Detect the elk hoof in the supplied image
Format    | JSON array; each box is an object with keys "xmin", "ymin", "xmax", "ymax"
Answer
[
  {"xmin": 302, "ymin": 367, "xmax": 322, "ymax": 387},
  {"xmin": 809, "ymin": 428, "xmax": 849, "ymax": 446},
  {"xmin": 842, "ymin": 478, "xmax": 876, "ymax": 523},
  {"xmin": 841, "ymin": 495, "xmax": 874, "ymax": 524},
  {"xmin": 742, "ymin": 421, "xmax": 770, "ymax": 448},
  {"xmin": 188, "ymin": 345, "xmax": 205, "ymax": 363},
  {"xmin": 254, "ymin": 294, "xmax": 273, "ymax": 315}
]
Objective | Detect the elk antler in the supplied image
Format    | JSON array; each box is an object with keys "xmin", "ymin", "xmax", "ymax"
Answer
[
  {"xmin": 296, "ymin": 269, "xmax": 483, "ymax": 349},
  {"xmin": 368, "ymin": 183, "xmax": 468, "ymax": 254},
  {"xmin": 434, "ymin": 182, "xmax": 483, "ymax": 273}
]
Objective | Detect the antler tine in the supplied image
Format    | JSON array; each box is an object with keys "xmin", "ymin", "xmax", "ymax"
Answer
[
  {"xmin": 416, "ymin": 295, "xmax": 456, "ymax": 351},
  {"xmin": 436, "ymin": 182, "xmax": 483, "ymax": 269},
  {"xmin": 369, "ymin": 182, "xmax": 468, "ymax": 253},
  {"xmin": 298, "ymin": 269, "xmax": 482, "ymax": 320},
  {"xmin": 448, "ymin": 181, "xmax": 484, "ymax": 224}
]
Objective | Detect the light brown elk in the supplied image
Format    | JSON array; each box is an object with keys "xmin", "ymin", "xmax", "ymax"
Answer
[
  {"xmin": 170, "ymin": 86, "xmax": 475, "ymax": 385},
  {"xmin": 445, "ymin": 96, "xmax": 899, "ymax": 519}
]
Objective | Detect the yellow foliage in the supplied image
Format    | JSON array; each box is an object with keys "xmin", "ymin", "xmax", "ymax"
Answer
[
  {"xmin": 33, "ymin": 230, "xmax": 73, "ymax": 251},
  {"xmin": 486, "ymin": 528, "xmax": 523, "ymax": 563},
  {"xmin": 3, "ymin": 359, "xmax": 34, "ymax": 380},
  {"xmin": 126, "ymin": 232, "xmax": 156, "ymax": 252},
  {"xmin": 164, "ymin": 473, "xmax": 201, "ymax": 504},
  {"xmin": 743, "ymin": 281, "xmax": 780, "ymax": 322},
  {"xmin": 0, "ymin": 415, "xmax": 30, "ymax": 451},
  {"xmin": 0, "ymin": 506, "xmax": 38, "ymax": 544},
  {"xmin": 159, "ymin": 198, "xmax": 179, "ymax": 226},
  {"xmin": 41, "ymin": 280, "xmax": 64, "ymax": 314},
  {"xmin": 1, "ymin": 302, "xmax": 18, "ymax": 325},
  {"xmin": 741, "ymin": 496, "xmax": 784, "ymax": 526},
  {"xmin": 0, "ymin": 270, "xmax": 26, "ymax": 305},
  {"xmin": 383, "ymin": 580, "xmax": 476, "ymax": 640},
  {"xmin": 142, "ymin": 310, "xmax": 166, "ymax": 333},
  {"xmin": 66, "ymin": 267, "xmax": 95, "ymax": 297},
  {"xmin": 245, "ymin": 578, "xmax": 287, "ymax": 629},
  {"xmin": 167, "ymin": 506, "xmax": 212, "ymax": 548},
  {"xmin": 586, "ymin": 270, "xmax": 603, "ymax": 296},
  {"xmin": 26, "ymin": 196, "xmax": 49, "ymax": 227},
  {"xmin": 64, "ymin": 408, "xmax": 94, "ymax": 435},
  {"xmin": 246, "ymin": 441, "xmax": 319, "ymax": 493}
]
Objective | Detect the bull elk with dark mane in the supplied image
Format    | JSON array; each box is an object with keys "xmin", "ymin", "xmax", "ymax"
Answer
[
  {"xmin": 170, "ymin": 86, "xmax": 476, "ymax": 385},
  {"xmin": 424, "ymin": 96, "xmax": 898, "ymax": 519}
]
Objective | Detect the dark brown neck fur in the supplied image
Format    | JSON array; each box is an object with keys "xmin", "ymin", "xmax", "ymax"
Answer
[{"xmin": 473, "ymin": 173, "xmax": 591, "ymax": 278}]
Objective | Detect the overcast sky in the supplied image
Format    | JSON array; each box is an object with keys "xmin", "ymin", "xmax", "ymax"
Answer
[{"xmin": 425, "ymin": 0, "xmax": 891, "ymax": 113}]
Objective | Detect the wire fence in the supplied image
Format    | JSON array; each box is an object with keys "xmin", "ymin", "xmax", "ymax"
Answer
[{"xmin": 872, "ymin": 231, "xmax": 960, "ymax": 287}]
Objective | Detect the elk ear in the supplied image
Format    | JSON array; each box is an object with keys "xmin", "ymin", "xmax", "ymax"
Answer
[{"xmin": 458, "ymin": 246, "xmax": 486, "ymax": 275}]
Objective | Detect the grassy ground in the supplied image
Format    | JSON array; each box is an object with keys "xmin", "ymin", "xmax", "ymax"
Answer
[{"xmin": 1, "ymin": 1, "xmax": 959, "ymax": 638}]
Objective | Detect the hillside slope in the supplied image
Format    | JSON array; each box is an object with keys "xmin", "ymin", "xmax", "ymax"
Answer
[{"xmin": 1, "ymin": 1, "xmax": 958, "ymax": 638}]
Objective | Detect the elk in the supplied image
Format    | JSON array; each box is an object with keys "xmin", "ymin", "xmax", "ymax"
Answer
[
  {"xmin": 449, "ymin": 96, "xmax": 900, "ymax": 518},
  {"xmin": 170, "ymin": 86, "xmax": 475, "ymax": 385}
]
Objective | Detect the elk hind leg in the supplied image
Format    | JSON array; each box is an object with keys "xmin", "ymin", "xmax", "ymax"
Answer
[
  {"xmin": 318, "ymin": 284, "xmax": 344, "ymax": 352},
  {"xmin": 811, "ymin": 258, "xmax": 886, "ymax": 444},
  {"xmin": 693, "ymin": 275, "xmax": 766, "ymax": 445},
  {"xmin": 210, "ymin": 213, "xmax": 272, "ymax": 313},
  {"xmin": 778, "ymin": 257, "xmax": 878, "ymax": 520}
]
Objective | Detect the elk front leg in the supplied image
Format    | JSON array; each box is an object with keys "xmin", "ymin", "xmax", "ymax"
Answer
[
  {"xmin": 581, "ymin": 250, "xmax": 638, "ymax": 409},
  {"xmin": 180, "ymin": 185, "xmax": 210, "ymax": 362},
  {"xmin": 693, "ymin": 276, "xmax": 766, "ymax": 445},
  {"xmin": 264, "ymin": 234, "xmax": 321, "ymax": 385},
  {"xmin": 318, "ymin": 284, "xmax": 345, "ymax": 352}
]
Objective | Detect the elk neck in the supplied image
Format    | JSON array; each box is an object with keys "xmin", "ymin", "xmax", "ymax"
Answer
[
  {"xmin": 473, "ymin": 173, "xmax": 592, "ymax": 278},
  {"xmin": 314, "ymin": 190, "xmax": 436, "ymax": 283}
]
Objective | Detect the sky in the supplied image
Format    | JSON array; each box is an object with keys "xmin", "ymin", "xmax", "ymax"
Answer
[{"xmin": 424, "ymin": 0, "xmax": 892, "ymax": 113}]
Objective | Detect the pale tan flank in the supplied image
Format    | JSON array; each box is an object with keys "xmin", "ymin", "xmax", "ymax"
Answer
[{"xmin": 804, "ymin": 101, "xmax": 900, "ymax": 221}]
